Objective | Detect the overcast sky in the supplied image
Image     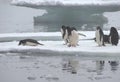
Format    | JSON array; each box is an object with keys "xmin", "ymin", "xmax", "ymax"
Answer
[{"xmin": 0, "ymin": 0, "xmax": 11, "ymax": 4}]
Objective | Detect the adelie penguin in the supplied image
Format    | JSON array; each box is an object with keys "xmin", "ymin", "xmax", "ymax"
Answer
[
  {"xmin": 61, "ymin": 25, "xmax": 69, "ymax": 45},
  {"xmin": 61, "ymin": 25, "xmax": 86, "ymax": 47},
  {"xmin": 61, "ymin": 25, "xmax": 79, "ymax": 47},
  {"xmin": 95, "ymin": 26, "xmax": 105, "ymax": 46},
  {"xmin": 18, "ymin": 39, "xmax": 44, "ymax": 46},
  {"xmin": 67, "ymin": 27, "xmax": 79, "ymax": 47},
  {"xmin": 109, "ymin": 27, "xmax": 119, "ymax": 46},
  {"xmin": 94, "ymin": 35, "xmax": 110, "ymax": 44}
]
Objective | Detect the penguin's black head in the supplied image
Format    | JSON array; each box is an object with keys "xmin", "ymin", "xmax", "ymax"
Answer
[
  {"xmin": 18, "ymin": 40, "xmax": 25, "ymax": 46},
  {"xmin": 71, "ymin": 27, "xmax": 77, "ymax": 31},
  {"xmin": 110, "ymin": 27, "xmax": 117, "ymax": 33},
  {"xmin": 18, "ymin": 40, "xmax": 22, "ymax": 45},
  {"xmin": 66, "ymin": 26, "xmax": 71, "ymax": 36},
  {"xmin": 96, "ymin": 26, "xmax": 101, "ymax": 30},
  {"xmin": 61, "ymin": 25, "xmax": 66, "ymax": 30},
  {"xmin": 66, "ymin": 26, "xmax": 71, "ymax": 31}
]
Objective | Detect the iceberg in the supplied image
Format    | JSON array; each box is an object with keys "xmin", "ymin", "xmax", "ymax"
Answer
[
  {"xmin": 11, "ymin": 0, "xmax": 120, "ymax": 31},
  {"xmin": 11, "ymin": 0, "xmax": 120, "ymax": 7}
]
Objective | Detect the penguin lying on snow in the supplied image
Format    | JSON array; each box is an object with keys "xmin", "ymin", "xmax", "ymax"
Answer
[
  {"xmin": 109, "ymin": 27, "xmax": 119, "ymax": 46},
  {"xmin": 18, "ymin": 39, "xmax": 44, "ymax": 46},
  {"xmin": 95, "ymin": 26, "xmax": 105, "ymax": 46}
]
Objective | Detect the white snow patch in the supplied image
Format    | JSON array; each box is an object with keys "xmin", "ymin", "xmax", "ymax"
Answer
[
  {"xmin": 0, "ymin": 31, "xmax": 110, "ymax": 39},
  {"xmin": 0, "ymin": 31, "xmax": 120, "ymax": 55},
  {"xmin": 0, "ymin": 40, "xmax": 120, "ymax": 54}
]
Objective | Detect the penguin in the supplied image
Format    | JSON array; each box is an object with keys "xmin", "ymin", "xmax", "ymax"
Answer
[
  {"xmin": 94, "ymin": 35, "xmax": 110, "ymax": 44},
  {"xmin": 109, "ymin": 27, "xmax": 119, "ymax": 46},
  {"xmin": 61, "ymin": 25, "xmax": 69, "ymax": 45},
  {"xmin": 68, "ymin": 27, "xmax": 79, "ymax": 47},
  {"xmin": 95, "ymin": 26, "xmax": 105, "ymax": 46},
  {"xmin": 18, "ymin": 39, "xmax": 44, "ymax": 46},
  {"xmin": 61, "ymin": 26, "xmax": 85, "ymax": 47},
  {"xmin": 103, "ymin": 35, "xmax": 110, "ymax": 44}
]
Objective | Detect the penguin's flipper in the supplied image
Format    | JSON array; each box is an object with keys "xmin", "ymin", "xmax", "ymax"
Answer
[
  {"xmin": 38, "ymin": 42, "xmax": 44, "ymax": 46},
  {"xmin": 78, "ymin": 33, "xmax": 86, "ymax": 37}
]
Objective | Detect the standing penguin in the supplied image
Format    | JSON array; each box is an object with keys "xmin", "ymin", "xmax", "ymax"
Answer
[
  {"xmin": 109, "ymin": 27, "xmax": 119, "ymax": 46},
  {"xmin": 103, "ymin": 35, "xmax": 110, "ymax": 44},
  {"xmin": 94, "ymin": 35, "xmax": 110, "ymax": 44},
  {"xmin": 18, "ymin": 39, "xmax": 44, "ymax": 46},
  {"xmin": 61, "ymin": 25, "xmax": 69, "ymax": 45},
  {"xmin": 68, "ymin": 27, "xmax": 79, "ymax": 47},
  {"xmin": 95, "ymin": 26, "xmax": 105, "ymax": 46}
]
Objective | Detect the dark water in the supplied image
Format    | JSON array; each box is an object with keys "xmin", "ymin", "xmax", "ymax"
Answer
[{"xmin": 1, "ymin": 0, "xmax": 120, "ymax": 33}]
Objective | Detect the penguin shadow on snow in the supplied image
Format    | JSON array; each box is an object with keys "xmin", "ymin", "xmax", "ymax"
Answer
[{"xmin": 18, "ymin": 39, "xmax": 44, "ymax": 46}]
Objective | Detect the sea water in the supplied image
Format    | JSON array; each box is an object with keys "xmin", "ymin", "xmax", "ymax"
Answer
[{"xmin": 0, "ymin": 52, "xmax": 120, "ymax": 82}]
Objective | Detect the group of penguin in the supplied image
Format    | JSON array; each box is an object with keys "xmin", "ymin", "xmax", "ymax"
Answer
[
  {"xmin": 18, "ymin": 25, "xmax": 119, "ymax": 47},
  {"xmin": 95, "ymin": 26, "xmax": 119, "ymax": 46},
  {"xmin": 60, "ymin": 25, "xmax": 86, "ymax": 47}
]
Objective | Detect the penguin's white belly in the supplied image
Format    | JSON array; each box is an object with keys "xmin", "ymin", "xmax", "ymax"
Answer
[
  {"xmin": 26, "ymin": 42, "xmax": 38, "ymax": 46},
  {"xmin": 69, "ymin": 30, "xmax": 79, "ymax": 46},
  {"xmin": 95, "ymin": 30, "xmax": 102, "ymax": 46}
]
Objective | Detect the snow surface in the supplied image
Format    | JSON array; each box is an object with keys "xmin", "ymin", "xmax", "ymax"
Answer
[
  {"xmin": 0, "ymin": 31, "xmax": 120, "ymax": 55},
  {"xmin": 11, "ymin": 0, "xmax": 120, "ymax": 6},
  {"xmin": 0, "ymin": 31, "xmax": 109, "ymax": 40}
]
